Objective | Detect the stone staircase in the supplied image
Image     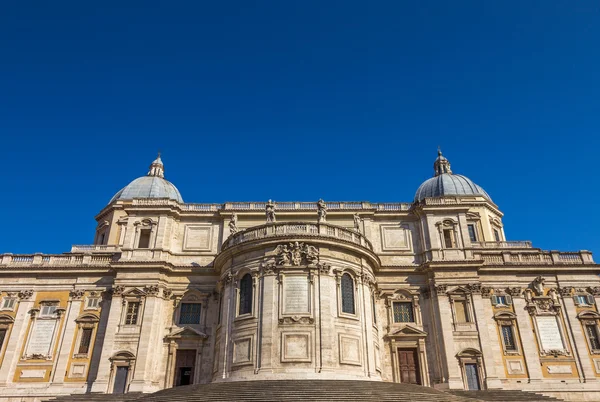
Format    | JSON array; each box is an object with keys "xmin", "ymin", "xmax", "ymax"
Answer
[
  {"xmin": 44, "ymin": 380, "xmax": 473, "ymax": 401},
  {"xmin": 448, "ymin": 390, "xmax": 563, "ymax": 401},
  {"xmin": 44, "ymin": 381, "xmax": 566, "ymax": 402}
]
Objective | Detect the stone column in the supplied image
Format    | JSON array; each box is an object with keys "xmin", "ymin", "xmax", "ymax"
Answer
[
  {"xmin": 259, "ymin": 269, "xmax": 275, "ymax": 373},
  {"xmin": 471, "ymin": 292, "xmax": 502, "ymax": 389},
  {"xmin": 433, "ymin": 287, "xmax": 463, "ymax": 389},
  {"xmin": 90, "ymin": 290, "xmax": 124, "ymax": 393},
  {"xmin": 129, "ymin": 288, "xmax": 162, "ymax": 392},
  {"xmin": 50, "ymin": 291, "xmax": 84, "ymax": 387},
  {"xmin": 0, "ymin": 291, "xmax": 35, "ymax": 386},
  {"xmin": 561, "ymin": 296, "xmax": 596, "ymax": 382},
  {"xmin": 512, "ymin": 296, "xmax": 543, "ymax": 383}
]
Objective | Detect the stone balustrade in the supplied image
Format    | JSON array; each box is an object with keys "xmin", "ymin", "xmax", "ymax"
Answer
[
  {"xmin": 70, "ymin": 245, "xmax": 121, "ymax": 253},
  {"xmin": 222, "ymin": 222, "xmax": 373, "ymax": 251},
  {"xmin": 475, "ymin": 250, "xmax": 594, "ymax": 265},
  {"xmin": 0, "ymin": 253, "xmax": 114, "ymax": 266},
  {"xmin": 471, "ymin": 241, "xmax": 533, "ymax": 249}
]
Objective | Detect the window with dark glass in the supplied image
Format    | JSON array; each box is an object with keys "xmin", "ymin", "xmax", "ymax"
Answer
[
  {"xmin": 138, "ymin": 229, "xmax": 151, "ymax": 249},
  {"xmin": 587, "ymin": 325, "xmax": 600, "ymax": 350},
  {"xmin": 179, "ymin": 303, "xmax": 202, "ymax": 325},
  {"xmin": 501, "ymin": 325, "xmax": 516, "ymax": 350},
  {"xmin": 218, "ymin": 293, "xmax": 223, "ymax": 324},
  {"xmin": 493, "ymin": 229, "xmax": 501, "ymax": 242},
  {"xmin": 443, "ymin": 229, "xmax": 454, "ymax": 248},
  {"xmin": 0, "ymin": 329, "xmax": 6, "ymax": 349},
  {"xmin": 467, "ymin": 224, "xmax": 477, "ymax": 242},
  {"xmin": 238, "ymin": 274, "xmax": 253, "ymax": 315},
  {"xmin": 40, "ymin": 304, "xmax": 58, "ymax": 317},
  {"xmin": 393, "ymin": 302, "xmax": 414, "ymax": 323},
  {"xmin": 78, "ymin": 328, "xmax": 93, "ymax": 354},
  {"xmin": 341, "ymin": 273, "xmax": 355, "ymax": 314},
  {"xmin": 125, "ymin": 301, "xmax": 140, "ymax": 325},
  {"xmin": 372, "ymin": 294, "xmax": 377, "ymax": 324},
  {"xmin": 454, "ymin": 300, "xmax": 469, "ymax": 323}
]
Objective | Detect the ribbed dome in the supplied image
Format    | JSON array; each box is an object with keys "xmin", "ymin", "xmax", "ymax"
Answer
[
  {"xmin": 109, "ymin": 155, "xmax": 183, "ymax": 204},
  {"xmin": 414, "ymin": 150, "xmax": 492, "ymax": 202}
]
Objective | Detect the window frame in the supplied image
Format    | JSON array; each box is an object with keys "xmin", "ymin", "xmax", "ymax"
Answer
[
  {"xmin": 124, "ymin": 301, "xmax": 141, "ymax": 326},
  {"xmin": 340, "ymin": 272, "xmax": 356, "ymax": 316},
  {"xmin": 494, "ymin": 312, "xmax": 522, "ymax": 356},
  {"xmin": 0, "ymin": 296, "xmax": 16, "ymax": 312},
  {"xmin": 392, "ymin": 301, "xmax": 415, "ymax": 323},
  {"xmin": 178, "ymin": 302, "xmax": 202, "ymax": 325},
  {"xmin": 237, "ymin": 273, "xmax": 254, "ymax": 318}
]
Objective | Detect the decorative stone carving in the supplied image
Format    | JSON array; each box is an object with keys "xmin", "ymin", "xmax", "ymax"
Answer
[
  {"xmin": 506, "ymin": 287, "xmax": 522, "ymax": 297},
  {"xmin": 589, "ymin": 287, "xmax": 600, "ymax": 296},
  {"xmin": 110, "ymin": 285, "xmax": 125, "ymax": 296},
  {"xmin": 480, "ymin": 286, "xmax": 492, "ymax": 298},
  {"xmin": 278, "ymin": 316, "xmax": 314, "ymax": 325},
  {"xmin": 353, "ymin": 213, "xmax": 362, "ymax": 232},
  {"xmin": 266, "ymin": 199, "xmax": 276, "ymax": 223},
  {"xmin": 69, "ymin": 289, "xmax": 85, "ymax": 300},
  {"xmin": 317, "ymin": 199, "xmax": 327, "ymax": 223},
  {"xmin": 548, "ymin": 288, "xmax": 559, "ymax": 303},
  {"xmin": 229, "ymin": 213, "xmax": 238, "ymax": 234},
  {"xmin": 275, "ymin": 242, "xmax": 319, "ymax": 266},
  {"xmin": 260, "ymin": 262, "xmax": 276, "ymax": 276},
  {"xmin": 223, "ymin": 272, "xmax": 234, "ymax": 284},
  {"xmin": 144, "ymin": 285, "xmax": 160, "ymax": 296},
  {"xmin": 532, "ymin": 276, "xmax": 545, "ymax": 296},
  {"xmin": 434, "ymin": 284, "xmax": 447, "ymax": 295},
  {"xmin": 466, "ymin": 283, "xmax": 481, "ymax": 294},
  {"xmin": 558, "ymin": 287, "xmax": 573, "ymax": 297},
  {"xmin": 318, "ymin": 263, "xmax": 331, "ymax": 275},
  {"xmin": 18, "ymin": 290, "xmax": 33, "ymax": 300},
  {"xmin": 162, "ymin": 288, "xmax": 173, "ymax": 299},
  {"xmin": 361, "ymin": 273, "xmax": 373, "ymax": 286},
  {"xmin": 546, "ymin": 349, "xmax": 569, "ymax": 357}
]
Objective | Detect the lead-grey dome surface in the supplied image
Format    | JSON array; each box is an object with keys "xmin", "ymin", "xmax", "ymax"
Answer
[
  {"xmin": 110, "ymin": 176, "xmax": 183, "ymax": 203},
  {"xmin": 414, "ymin": 174, "xmax": 491, "ymax": 202},
  {"xmin": 109, "ymin": 155, "xmax": 183, "ymax": 204}
]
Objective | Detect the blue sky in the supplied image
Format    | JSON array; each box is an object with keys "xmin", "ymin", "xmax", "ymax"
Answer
[{"xmin": 0, "ymin": 1, "xmax": 598, "ymax": 254}]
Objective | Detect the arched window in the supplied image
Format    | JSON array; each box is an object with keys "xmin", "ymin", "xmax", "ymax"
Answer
[
  {"xmin": 238, "ymin": 274, "xmax": 253, "ymax": 316},
  {"xmin": 341, "ymin": 273, "xmax": 355, "ymax": 315}
]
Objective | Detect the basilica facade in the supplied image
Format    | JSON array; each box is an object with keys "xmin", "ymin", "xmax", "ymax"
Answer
[{"xmin": 0, "ymin": 152, "xmax": 598, "ymax": 401}]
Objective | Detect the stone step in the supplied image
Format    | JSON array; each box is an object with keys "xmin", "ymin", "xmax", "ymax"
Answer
[{"xmin": 447, "ymin": 390, "xmax": 564, "ymax": 401}]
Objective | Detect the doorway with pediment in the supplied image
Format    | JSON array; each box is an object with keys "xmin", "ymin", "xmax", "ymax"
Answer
[{"xmin": 388, "ymin": 325, "xmax": 430, "ymax": 387}]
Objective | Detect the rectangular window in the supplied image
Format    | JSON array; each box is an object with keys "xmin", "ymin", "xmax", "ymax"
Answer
[
  {"xmin": 179, "ymin": 303, "xmax": 202, "ymax": 325},
  {"xmin": 575, "ymin": 295, "xmax": 594, "ymax": 306},
  {"xmin": 501, "ymin": 325, "xmax": 517, "ymax": 351},
  {"xmin": 138, "ymin": 229, "xmax": 151, "ymax": 249},
  {"xmin": 454, "ymin": 300, "xmax": 469, "ymax": 323},
  {"xmin": 87, "ymin": 298, "xmax": 99, "ymax": 309},
  {"xmin": 0, "ymin": 329, "xmax": 6, "ymax": 349},
  {"xmin": 443, "ymin": 229, "xmax": 454, "ymax": 248},
  {"xmin": 493, "ymin": 229, "xmax": 501, "ymax": 242},
  {"xmin": 1, "ymin": 298, "xmax": 15, "ymax": 310},
  {"xmin": 218, "ymin": 294, "xmax": 223, "ymax": 325},
  {"xmin": 78, "ymin": 328, "xmax": 93, "ymax": 354},
  {"xmin": 393, "ymin": 302, "xmax": 414, "ymax": 323},
  {"xmin": 125, "ymin": 302, "xmax": 140, "ymax": 325},
  {"xmin": 467, "ymin": 224, "xmax": 477, "ymax": 242},
  {"xmin": 40, "ymin": 304, "xmax": 58, "ymax": 317},
  {"xmin": 587, "ymin": 325, "xmax": 600, "ymax": 350},
  {"xmin": 372, "ymin": 294, "xmax": 377, "ymax": 324}
]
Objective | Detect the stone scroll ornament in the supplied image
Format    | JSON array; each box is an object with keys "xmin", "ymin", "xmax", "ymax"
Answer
[{"xmin": 275, "ymin": 242, "xmax": 318, "ymax": 266}]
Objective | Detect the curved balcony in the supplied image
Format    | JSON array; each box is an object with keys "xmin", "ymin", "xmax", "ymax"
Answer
[{"xmin": 221, "ymin": 222, "xmax": 373, "ymax": 251}]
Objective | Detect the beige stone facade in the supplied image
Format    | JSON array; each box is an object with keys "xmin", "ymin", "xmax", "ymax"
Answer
[{"xmin": 0, "ymin": 153, "xmax": 598, "ymax": 401}]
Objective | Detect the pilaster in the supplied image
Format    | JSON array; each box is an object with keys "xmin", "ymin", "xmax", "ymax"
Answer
[
  {"xmin": 562, "ymin": 296, "xmax": 597, "ymax": 382},
  {"xmin": 50, "ymin": 292, "xmax": 84, "ymax": 387},
  {"xmin": 0, "ymin": 294, "xmax": 34, "ymax": 386},
  {"xmin": 471, "ymin": 292, "xmax": 502, "ymax": 388},
  {"xmin": 512, "ymin": 296, "xmax": 543, "ymax": 382}
]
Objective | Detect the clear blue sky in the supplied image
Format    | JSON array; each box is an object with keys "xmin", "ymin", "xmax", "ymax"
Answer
[{"xmin": 1, "ymin": 1, "xmax": 598, "ymax": 255}]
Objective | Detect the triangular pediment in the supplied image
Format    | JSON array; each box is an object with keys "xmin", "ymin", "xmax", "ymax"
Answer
[
  {"xmin": 122, "ymin": 288, "xmax": 146, "ymax": 297},
  {"xmin": 165, "ymin": 326, "xmax": 208, "ymax": 339},
  {"xmin": 389, "ymin": 325, "xmax": 427, "ymax": 338}
]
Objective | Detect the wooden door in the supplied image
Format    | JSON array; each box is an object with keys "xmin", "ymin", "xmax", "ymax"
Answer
[
  {"xmin": 465, "ymin": 363, "xmax": 481, "ymax": 390},
  {"xmin": 174, "ymin": 349, "xmax": 196, "ymax": 387},
  {"xmin": 112, "ymin": 366, "xmax": 129, "ymax": 394},
  {"xmin": 398, "ymin": 349, "xmax": 420, "ymax": 385}
]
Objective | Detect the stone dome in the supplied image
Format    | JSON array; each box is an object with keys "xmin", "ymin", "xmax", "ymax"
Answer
[
  {"xmin": 414, "ymin": 150, "xmax": 491, "ymax": 202},
  {"xmin": 109, "ymin": 155, "xmax": 183, "ymax": 203}
]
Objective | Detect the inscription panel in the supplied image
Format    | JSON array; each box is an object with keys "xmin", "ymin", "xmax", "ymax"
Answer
[
  {"xmin": 26, "ymin": 320, "xmax": 57, "ymax": 357},
  {"xmin": 536, "ymin": 316, "xmax": 565, "ymax": 351},
  {"xmin": 283, "ymin": 276, "xmax": 309, "ymax": 315}
]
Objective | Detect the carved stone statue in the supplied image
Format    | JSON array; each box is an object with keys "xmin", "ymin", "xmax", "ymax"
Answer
[
  {"xmin": 266, "ymin": 200, "xmax": 276, "ymax": 223},
  {"xmin": 532, "ymin": 276, "xmax": 545, "ymax": 296},
  {"xmin": 317, "ymin": 199, "xmax": 327, "ymax": 223},
  {"xmin": 275, "ymin": 242, "xmax": 319, "ymax": 266},
  {"xmin": 229, "ymin": 213, "xmax": 238, "ymax": 234},
  {"xmin": 353, "ymin": 213, "xmax": 361, "ymax": 232}
]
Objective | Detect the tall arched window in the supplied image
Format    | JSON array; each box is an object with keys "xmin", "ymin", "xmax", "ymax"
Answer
[
  {"xmin": 238, "ymin": 274, "xmax": 253, "ymax": 316},
  {"xmin": 341, "ymin": 273, "xmax": 355, "ymax": 314}
]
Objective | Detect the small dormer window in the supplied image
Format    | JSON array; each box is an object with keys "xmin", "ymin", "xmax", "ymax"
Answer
[
  {"xmin": 443, "ymin": 229, "xmax": 455, "ymax": 248},
  {"xmin": 574, "ymin": 295, "xmax": 595, "ymax": 306},
  {"xmin": 86, "ymin": 297, "xmax": 100, "ymax": 310},
  {"xmin": 1, "ymin": 297, "xmax": 16, "ymax": 311},
  {"xmin": 491, "ymin": 294, "xmax": 513, "ymax": 306},
  {"xmin": 467, "ymin": 224, "xmax": 477, "ymax": 242}
]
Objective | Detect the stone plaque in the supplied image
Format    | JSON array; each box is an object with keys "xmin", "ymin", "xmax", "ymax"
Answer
[
  {"xmin": 381, "ymin": 226, "xmax": 411, "ymax": 251},
  {"xmin": 284, "ymin": 276, "xmax": 309, "ymax": 314},
  {"xmin": 536, "ymin": 316, "xmax": 565, "ymax": 351},
  {"xmin": 183, "ymin": 226, "xmax": 212, "ymax": 251},
  {"xmin": 547, "ymin": 365, "xmax": 572, "ymax": 374},
  {"xmin": 26, "ymin": 319, "xmax": 57, "ymax": 357}
]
